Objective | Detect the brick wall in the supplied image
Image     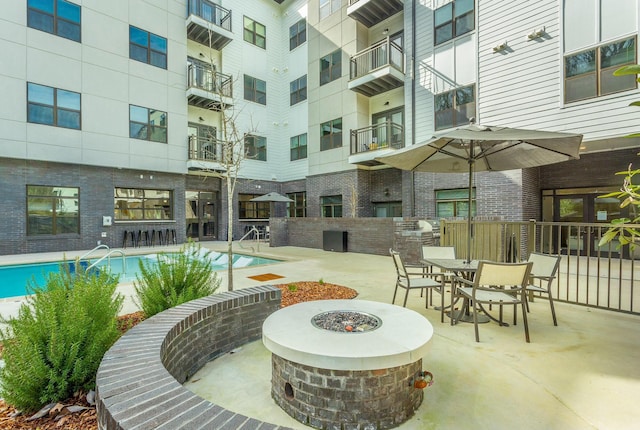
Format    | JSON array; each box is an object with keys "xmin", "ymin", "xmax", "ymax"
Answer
[{"xmin": 95, "ymin": 286, "xmax": 290, "ymax": 430}]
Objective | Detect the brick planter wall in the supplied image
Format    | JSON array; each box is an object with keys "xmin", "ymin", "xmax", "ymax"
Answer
[
  {"xmin": 95, "ymin": 286, "xmax": 292, "ymax": 430},
  {"xmin": 271, "ymin": 355, "xmax": 423, "ymax": 430}
]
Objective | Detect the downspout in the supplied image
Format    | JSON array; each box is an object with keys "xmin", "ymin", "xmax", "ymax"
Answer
[{"xmin": 410, "ymin": 0, "xmax": 417, "ymax": 217}]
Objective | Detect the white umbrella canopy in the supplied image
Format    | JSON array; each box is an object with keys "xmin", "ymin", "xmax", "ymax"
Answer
[
  {"xmin": 375, "ymin": 122, "xmax": 584, "ymax": 262},
  {"xmin": 250, "ymin": 192, "xmax": 293, "ymax": 203}
]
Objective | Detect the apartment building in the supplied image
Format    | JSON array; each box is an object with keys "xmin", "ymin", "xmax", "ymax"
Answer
[{"xmin": 0, "ymin": 0, "xmax": 639, "ymax": 256}]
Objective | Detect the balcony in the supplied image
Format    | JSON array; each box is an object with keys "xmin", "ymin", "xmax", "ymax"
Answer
[
  {"xmin": 348, "ymin": 38, "xmax": 405, "ymax": 97},
  {"xmin": 187, "ymin": 135, "xmax": 228, "ymax": 172},
  {"xmin": 187, "ymin": 0, "xmax": 233, "ymax": 50},
  {"xmin": 348, "ymin": 121, "xmax": 404, "ymax": 166},
  {"xmin": 347, "ymin": 0, "xmax": 404, "ymax": 27},
  {"xmin": 187, "ymin": 63, "xmax": 233, "ymax": 110}
]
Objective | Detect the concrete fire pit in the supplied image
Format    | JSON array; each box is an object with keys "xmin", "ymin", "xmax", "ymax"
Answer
[{"xmin": 262, "ymin": 300, "xmax": 434, "ymax": 429}]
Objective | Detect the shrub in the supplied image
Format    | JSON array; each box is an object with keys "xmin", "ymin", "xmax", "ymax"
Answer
[
  {"xmin": 0, "ymin": 263, "xmax": 123, "ymax": 412},
  {"xmin": 134, "ymin": 242, "xmax": 220, "ymax": 317}
]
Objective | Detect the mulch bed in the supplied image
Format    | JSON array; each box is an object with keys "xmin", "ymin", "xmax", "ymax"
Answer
[{"xmin": 0, "ymin": 282, "xmax": 357, "ymax": 429}]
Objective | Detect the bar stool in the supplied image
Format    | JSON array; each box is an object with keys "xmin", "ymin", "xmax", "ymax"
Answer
[{"xmin": 122, "ymin": 230, "xmax": 136, "ymax": 248}]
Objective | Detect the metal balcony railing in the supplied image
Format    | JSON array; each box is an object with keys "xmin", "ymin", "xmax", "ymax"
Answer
[
  {"xmin": 350, "ymin": 37, "xmax": 404, "ymax": 80},
  {"xmin": 187, "ymin": 63, "xmax": 233, "ymax": 97},
  {"xmin": 350, "ymin": 121, "xmax": 404, "ymax": 154},
  {"xmin": 188, "ymin": 135, "xmax": 227, "ymax": 162},
  {"xmin": 187, "ymin": 0, "xmax": 232, "ymax": 32}
]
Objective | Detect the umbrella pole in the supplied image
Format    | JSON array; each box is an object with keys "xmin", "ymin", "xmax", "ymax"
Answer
[{"xmin": 467, "ymin": 160, "xmax": 473, "ymax": 264}]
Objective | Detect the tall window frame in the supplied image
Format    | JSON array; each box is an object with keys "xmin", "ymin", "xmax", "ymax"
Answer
[
  {"xmin": 244, "ymin": 74, "xmax": 267, "ymax": 105},
  {"xmin": 27, "ymin": 0, "xmax": 81, "ymax": 42},
  {"xmin": 434, "ymin": 0, "xmax": 474, "ymax": 46},
  {"xmin": 238, "ymin": 194, "xmax": 270, "ymax": 219},
  {"xmin": 434, "ymin": 85, "xmax": 475, "ymax": 131},
  {"xmin": 320, "ymin": 49, "xmax": 342, "ymax": 85},
  {"xmin": 27, "ymin": 82, "xmax": 81, "ymax": 129},
  {"xmin": 114, "ymin": 188, "xmax": 173, "ymax": 221},
  {"xmin": 290, "ymin": 75, "xmax": 307, "ymax": 105},
  {"xmin": 129, "ymin": 105, "xmax": 168, "ymax": 143},
  {"xmin": 243, "ymin": 16, "xmax": 266, "ymax": 49},
  {"xmin": 320, "ymin": 118, "xmax": 342, "ymax": 151},
  {"xmin": 245, "ymin": 134, "xmax": 267, "ymax": 161},
  {"xmin": 129, "ymin": 26, "xmax": 167, "ymax": 69},
  {"xmin": 290, "ymin": 133, "xmax": 307, "ymax": 161},
  {"xmin": 27, "ymin": 185, "xmax": 79, "ymax": 236},
  {"xmin": 321, "ymin": 195, "xmax": 342, "ymax": 218},
  {"xmin": 564, "ymin": 36, "xmax": 637, "ymax": 103},
  {"xmin": 287, "ymin": 192, "xmax": 307, "ymax": 217},
  {"xmin": 290, "ymin": 19, "xmax": 307, "ymax": 50},
  {"xmin": 435, "ymin": 188, "xmax": 476, "ymax": 219},
  {"xmin": 319, "ymin": 0, "xmax": 342, "ymax": 20}
]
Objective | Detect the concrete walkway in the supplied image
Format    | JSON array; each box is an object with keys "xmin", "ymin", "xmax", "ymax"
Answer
[{"xmin": 1, "ymin": 242, "xmax": 639, "ymax": 429}]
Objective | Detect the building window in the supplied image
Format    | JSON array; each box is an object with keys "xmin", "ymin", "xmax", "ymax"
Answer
[
  {"xmin": 27, "ymin": 185, "xmax": 79, "ymax": 235},
  {"xmin": 290, "ymin": 75, "xmax": 307, "ymax": 105},
  {"xmin": 434, "ymin": 0, "xmax": 474, "ymax": 45},
  {"xmin": 290, "ymin": 133, "xmax": 308, "ymax": 161},
  {"xmin": 319, "ymin": 0, "xmax": 341, "ymax": 20},
  {"xmin": 239, "ymin": 194, "xmax": 270, "ymax": 219},
  {"xmin": 114, "ymin": 188, "xmax": 172, "ymax": 220},
  {"xmin": 373, "ymin": 202, "xmax": 402, "ymax": 217},
  {"xmin": 129, "ymin": 26, "xmax": 167, "ymax": 69},
  {"xmin": 434, "ymin": 85, "xmax": 475, "ymax": 130},
  {"xmin": 320, "ymin": 118, "xmax": 342, "ymax": 151},
  {"xmin": 290, "ymin": 19, "xmax": 307, "ymax": 50},
  {"xmin": 564, "ymin": 36, "xmax": 637, "ymax": 103},
  {"xmin": 321, "ymin": 195, "xmax": 342, "ymax": 217},
  {"xmin": 243, "ymin": 16, "xmax": 266, "ymax": 49},
  {"xmin": 244, "ymin": 74, "xmax": 267, "ymax": 105},
  {"xmin": 27, "ymin": 0, "xmax": 81, "ymax": 42},
  {"xmin": 320, "ymin": 50, "xmax": 342, "ymax": 85},
  {"xmin": 245, "ymin": 135, "xmax": 267, "ymax": 161},
  {"xmin": 129, "ymin": 105, "xmax": 167, "ymax": 143},
  {"xmin": 435, "ymin": 188, "xmax": 476, "ymax": 219},
  {"xmin": 27, "ymin": 83, "xmax": 81, "ymax": 129},
  {"xmin": 287, "ymin": 192, "xmax": 307, "ymax": 217}
]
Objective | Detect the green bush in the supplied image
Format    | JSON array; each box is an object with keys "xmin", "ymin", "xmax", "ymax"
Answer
[
  {"xmin": 0, "ymin": 263, "xmax": 123, "ymax": 412},
  {"xmin": 134, "ymin": 243, "xmax": 220, "ymax": 317}
]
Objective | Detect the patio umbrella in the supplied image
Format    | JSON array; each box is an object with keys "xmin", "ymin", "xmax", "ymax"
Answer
[
  {"xmin": 375, "ymin": 121, "xmax": 583, "ymax": 262},
  {"xmin": 250, "ymin": 192, "xmax": 293, "ymax": 219}
]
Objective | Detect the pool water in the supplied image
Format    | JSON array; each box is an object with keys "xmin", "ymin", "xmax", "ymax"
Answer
[{"xmin": 0, "ymin": 252, "xmax": 279, "ymax": 299}]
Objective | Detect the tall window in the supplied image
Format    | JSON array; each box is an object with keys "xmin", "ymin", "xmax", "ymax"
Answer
[
  {"xmin": 290, "ymin": 133, "xmax": 307, "ymax": 161},
  {"xmin": 287, "ymin": 192, "xmax": 307, "ymax": 217},
  {"xmin": 321, "ymin": 195, "xmax": 342, "ymax": 217},
  {"xmin": 320, "ymin": 50, "xmax": 342, "ymax": 85},
  {"xmin": 320, "ymin": 118, "xmax": 342, "ymax": 151},
  {"xmin": 239, "ymin": 194, "xmax": 270, "ymax": 219},
  {"xmin": 434, "ymin": 85, "xmax": 475, "ymax": 130},
  {"xmin": 129, "ymin": 26, "xmax": 167, "ymax": 69},
  {"xmin": 27, "ymin": 83, "xmax": 81, "ymax": 129},
  {"xmin": 320, "ymin": 0, "xmax": 341, "ymax": 20},
  {"xmin": 290, "ymin": 75, "xmax": 307, "ymax": 105},
  {"xmin": 243, "ymin": 16, "xmax": 266, "ymax": 49},
  {"xmin": 27, "ymin": 185, "xmax": 79, "ymax": 235},
  {"xmin": 434, "ymin": 0, "xmax": 474, "ymax": 45},
  {"xmin": 290, "ymin": 19, "xmax": 306, "ymax": 50},
  {"xmin": 244, "ymin": 74, "xmax": 267, "ymax": 105},
  {"xmin": 373, "ymin": 202, "xmax": 402, "ymax": 217},
  {"xmin": 27, "ymin": 0, "xmax": 81, "ymax": 42},
  {"xmin": 245, "ymin": 135, "xmax": 267, "ymax": 161},
  {"xmin": 436, "ymin": 188, "xmax": 476, "ymax": 219},
  {"xmin": 564, "ymin": 37, "xmax": 637, "ymax": 103},
  {"xmin": 114, "ymin": 188, "xmax": 173, "ymax": 220},
  {"xmin": 129, "ymin": 105, "xmax": 167, "ymax": 143}
]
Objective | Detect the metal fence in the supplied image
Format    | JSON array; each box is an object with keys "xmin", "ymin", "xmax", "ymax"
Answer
[{"xmin": 440, "ymin": 219, "xmax": 639, "ymax": 315}]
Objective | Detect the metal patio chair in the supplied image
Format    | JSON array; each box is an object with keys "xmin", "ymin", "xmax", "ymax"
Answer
[{"xmin": 525, "ymin": 252, "xmax": 562, "ymax": 326}]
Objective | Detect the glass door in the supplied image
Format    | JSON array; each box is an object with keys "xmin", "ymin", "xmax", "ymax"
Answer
[
  {"xmin": 372, "ymin": 108, "xmax": 403, "ymax": 149},
  {"xmin": 186, "ymin": 191, "xmax": 217, "ymax": 241}
]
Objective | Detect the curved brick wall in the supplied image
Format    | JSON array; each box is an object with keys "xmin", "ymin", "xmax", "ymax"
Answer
[{"xmin": 95, "ymin": 285, "xmax": 291, "ymax": 430}]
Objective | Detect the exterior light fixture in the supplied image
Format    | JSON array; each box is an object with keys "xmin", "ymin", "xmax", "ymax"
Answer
[
  {"xmin": 527, "ymin": 27, "xmax": 546, "ymax": 40},
  {"xmin": 493, "ymin": 41, "xmax": 508, "ymax": 53}
]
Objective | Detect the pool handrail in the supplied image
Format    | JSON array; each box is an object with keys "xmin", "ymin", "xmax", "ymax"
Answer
[
  {"xmin": 86, "ymin": 249, "xmax": 127, "ymax": 276},
  {"xmin": 78, "ymin": 244, "xmax": 110, "ymax": 262},
  {"xmin": 238, "ymin": 225, "xmax": 261, "ymax": 253}
]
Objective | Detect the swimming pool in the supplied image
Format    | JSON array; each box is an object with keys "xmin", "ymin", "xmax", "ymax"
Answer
[{"xmin": 0, "ymin": 251, "xmax": 280, "ymax": 299}]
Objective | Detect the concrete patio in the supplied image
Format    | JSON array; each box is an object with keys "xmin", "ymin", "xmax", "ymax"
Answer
[{"xmin": 0, "ymin": 243, "xmax": 638, "ymax": 429}]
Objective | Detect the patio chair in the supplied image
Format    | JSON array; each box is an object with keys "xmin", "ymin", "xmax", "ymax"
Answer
[
  {"xmin": 452, "ymin": 260, "xmax": 533, "ymax": 342},
  {"xmin": 420, "ymin": 245, "xmax": 456, "ymax": 303},
  {"xmin": 390, "ymin": 249, "xmax": 446, "ymax": 322},
  {"xmin": 525, "ymin": 252, "xmax": 561, "ymax": 326}
]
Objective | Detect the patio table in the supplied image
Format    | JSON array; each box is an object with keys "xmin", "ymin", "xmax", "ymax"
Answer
[{"xmin": 420, "ymin": 258, "xmax": 489, "ymax": 324}]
